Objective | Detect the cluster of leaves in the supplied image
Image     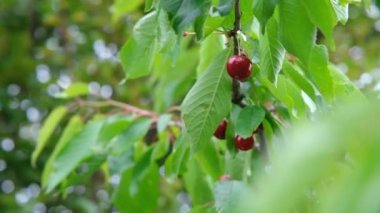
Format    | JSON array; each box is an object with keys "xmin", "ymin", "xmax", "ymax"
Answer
[{"xmin": 31, "ymin": 0, "xmax": 380, "ymax": 212}]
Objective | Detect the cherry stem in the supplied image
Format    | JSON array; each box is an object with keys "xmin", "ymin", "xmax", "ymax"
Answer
[{"xmin": 230, "ymin": 0, "xmax": 245, "ymax": 107}]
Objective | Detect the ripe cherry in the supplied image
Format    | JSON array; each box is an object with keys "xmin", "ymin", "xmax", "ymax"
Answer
[
  {"xmin": 219, "ymin": 174, "xmax": 231, "ymax": 181},
  {"xmin": 226, "ymin": 55, "xmax": 252, "ymax": 81},
  {"xmin": 234, "ymin": 135, "xmax": 255, "ymax": 151},
  {"xmin": 214, "ymin": 119, "xmax": 227, "ymax": 140}
]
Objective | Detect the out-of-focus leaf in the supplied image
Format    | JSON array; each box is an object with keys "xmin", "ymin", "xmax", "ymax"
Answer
[
  {"xmin": 216, "ymin": 0, "xmax": 234, "ymax": 16},
  {"xmin": 195, "ymin": 140, "xmax": 224, "ymax": 180},
  {"xmin": 43, "ymin": 121, "xmax": 103, "ymax": 193},
  {"xmin": 282, "ymin": 61, "xmax": 317, "ymax": 101},
  {"xmin": 165, "ymin": 132, "xmax": 190, "ymax": 176},
  {"xmin": 113, "ymin": 150, "xmax": 159, "ymax": 213},
  {"xmin": 331, "ymin": 0, "xmax": 349, "ymax": 24},
  {"xmin": 214, "ymin": 181, "xmax": 249, "ymax": 213},
  {"xmin": 55, "ymin": 82, "xmax": 89, "ymax": 98},
  {"xmin": 119, "ymin": 12, "xmax": 158, "ymax": 79},
  {"xmin": 182, "ymin": 50, "xmax": 232, "ymax": 153},
  {"xmin": 42, "ymin": 115, "xmax": 83, "ymax": 187},
  {"xmin": 253, "ymin": 0, "xmax": 277, "ymax": 30},
  {"xmin": 300, "ymin": 0, "xmax": 337, "ymax": 48},
  {"xmin": 32, "ymin": 106, "xmax": 67, "ymax": 167},
  {"xmin": 112, "ymin": 0, "xmax": 143, "ymax": 22},
  {"xmin": 157, "ymin": 114, "xmax": 172, "ymax": 133},
  {"xmin": 184, "ymin": 158, "xmax": 214, "ymax": 207},
  {"xmin": 239, "ymin": 100, "xmax": 380, "ymax": 213},
  {"xmin": 161, "ymin": 0, "xmax": 212, "ymax": 38},
  {"xmin": 197, "ymin": 34, "xmax": 225, "ymax": 75},
  {"xmin": 278, "ymin": 0, "xmax": 316, "ymax": 63}
]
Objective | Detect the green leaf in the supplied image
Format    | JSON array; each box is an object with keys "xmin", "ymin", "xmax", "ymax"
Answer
[
  {"xmin": 161, "ymin": 0, "xmax": 212, "ymax": 36},
  {"xmin": 278, "ymin": 0, "xmax": 316, "ymax": 63},
  {"xmin": 308, "ymin": 45, "xmax": 334, "ymax": 101},
  {"xmin": 194, "ymin": 1, "xmax": 212, "ymax": 40},
  {"xmin": 300, "ymin": 0, "xmax": 337, "ymax": 48},
  {"xmin": 259, "ymin": 16, "xmax": 285, "ymax": 83},
  {"xmin": 216, "ymin": 0, "xmax": 234, "ymax": 16},
  {"xmin": 329, "ymin": 64, "xmax": 365, "ymax": 101},
  {"xmin": 277, "ymin": 75, "xmax": 307, "ymax": 117},
  {"xmin": 331, "ymin": 0, "xmax": 349, "ymax": 24},
  {"xmin": 182, "ymin": 50, "xmax": 232, "ymax": 153},
  {"xmin": 112, "ymin": 0, "xmax": 143, "ymax": 22},
  {"xmin": 119, "ymin": 12, "xmax": 158, "ymax": 79},
  {"xmin": 113, "ymin": 152, "xmax": 159, "ymax": 213},
  {"xmin": 55, "ymin": 82, "xmax": 89, "ymax": 98},
  {"xmin": 195, "ymin": 140, "xmax": 224, "ymax": 180},
  {"xmin": 157, "ymin": 11, "xmax": 177, "ymax": 52},
  {"xmin": 253, "ymin": 0, "xmax": 278, "ymax": 29},
  {"xmin": 42, "ymin": 115, "xmax": 83, "ymax": 188},
  {"xmin": 32, "ymin": 106, "xmax": 67, "ymax": 167},
  {"xmin": 282, "ymin": 61, "xmax": 317, "ymax": 101},
  {"xmin": 184, "ymin": 158, "xmax": 214, "ymax": 206},
  {"xmin": 44, "ymin": 121, "xmax": 103, "ymax": 193},
  {"xmin": 203, "ymin": 15, "xmax": 225, "ymax": 36},
  {"xmin": 152, "ymin": 132, "xmax": 170, "ymax": 161},
  {"xmin": 153, "ymin": 43, "xmax": 198, "ymax": 112},
  {"xmin": 235, "ymin": 106, "xmax": 265, "ymax": 138},
  {"xmin": 157, "ymin": 114, "xmax": 172, "ymax": 133},
  {"xmin": 165, "ymin": 132, "xmax": 190, "ymax": 176},
  {"xmin": 197, "ymin": 34, "xmax": 225, "ymax": 75}
]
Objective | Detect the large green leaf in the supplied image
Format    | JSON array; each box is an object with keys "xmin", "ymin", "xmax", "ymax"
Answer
[
  {"xmin": 32, "ymin": 106, "xmax": 67, "ymax": 167},
  {"xmin": 259, "ymin": 16, "xmax": 285, "ymax": 83},
  {"xmin": 182, "ymin": 50, "xmax": 232, "ymax": 153},
  {"xmin": 119, "ymin": 12, "xmax": 158, "ymax": 79},
  {"xmin": 239, "ymin": 100, "xmax": 380, "ymax": 213},
  {"xmin": 253, "ymin": 0, "xmax": 278, "ymax": 29},
  {"xmin": 300, "ymin": 0, "xmax": 337, "ymax": 48},
  {"xmin": 43, "ymin": 121, "xmax": 103, "ymax": 193},
  {"xmin": 278, "ymin": 0, "xmax": 316, "ymax": 63}
]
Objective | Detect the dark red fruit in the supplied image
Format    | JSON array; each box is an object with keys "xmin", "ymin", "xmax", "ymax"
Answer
[
  {"xmin": 234, "ymin": 135, "xmax": 255, "ymax": 151},
  {"xmin": 226, "ymin": 55, "xmax": 252, "ymax": 81},
  {"xmin": 214, "ymin": 119, "xmax": 227, "ymax": 140}
]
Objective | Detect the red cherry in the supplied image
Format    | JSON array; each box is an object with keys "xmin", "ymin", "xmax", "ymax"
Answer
[
  {"xmin": 234, "ymin": 135, "xmax": 255, "ymax": 151},
  {"xmin": 226, "ymin": 55, "xmax": 252, "ymax": 81},
  {"xmin": 214, "ymin": 119, "xmax": 227, "ymax": 140},
  {"xmin": 219, "ymin": 174, "xmax": 231, "ymax": 181}
]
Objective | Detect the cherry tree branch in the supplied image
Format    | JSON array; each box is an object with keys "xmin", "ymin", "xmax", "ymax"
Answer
[{"xmin": 230, "ymin": 0, "xmax": 245, "ymax": 107}]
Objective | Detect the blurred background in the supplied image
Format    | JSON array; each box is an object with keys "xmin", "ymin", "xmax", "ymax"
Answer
[{"xmin": 1, "ymin": 0, "xmax": 380, "ymax": 212}]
